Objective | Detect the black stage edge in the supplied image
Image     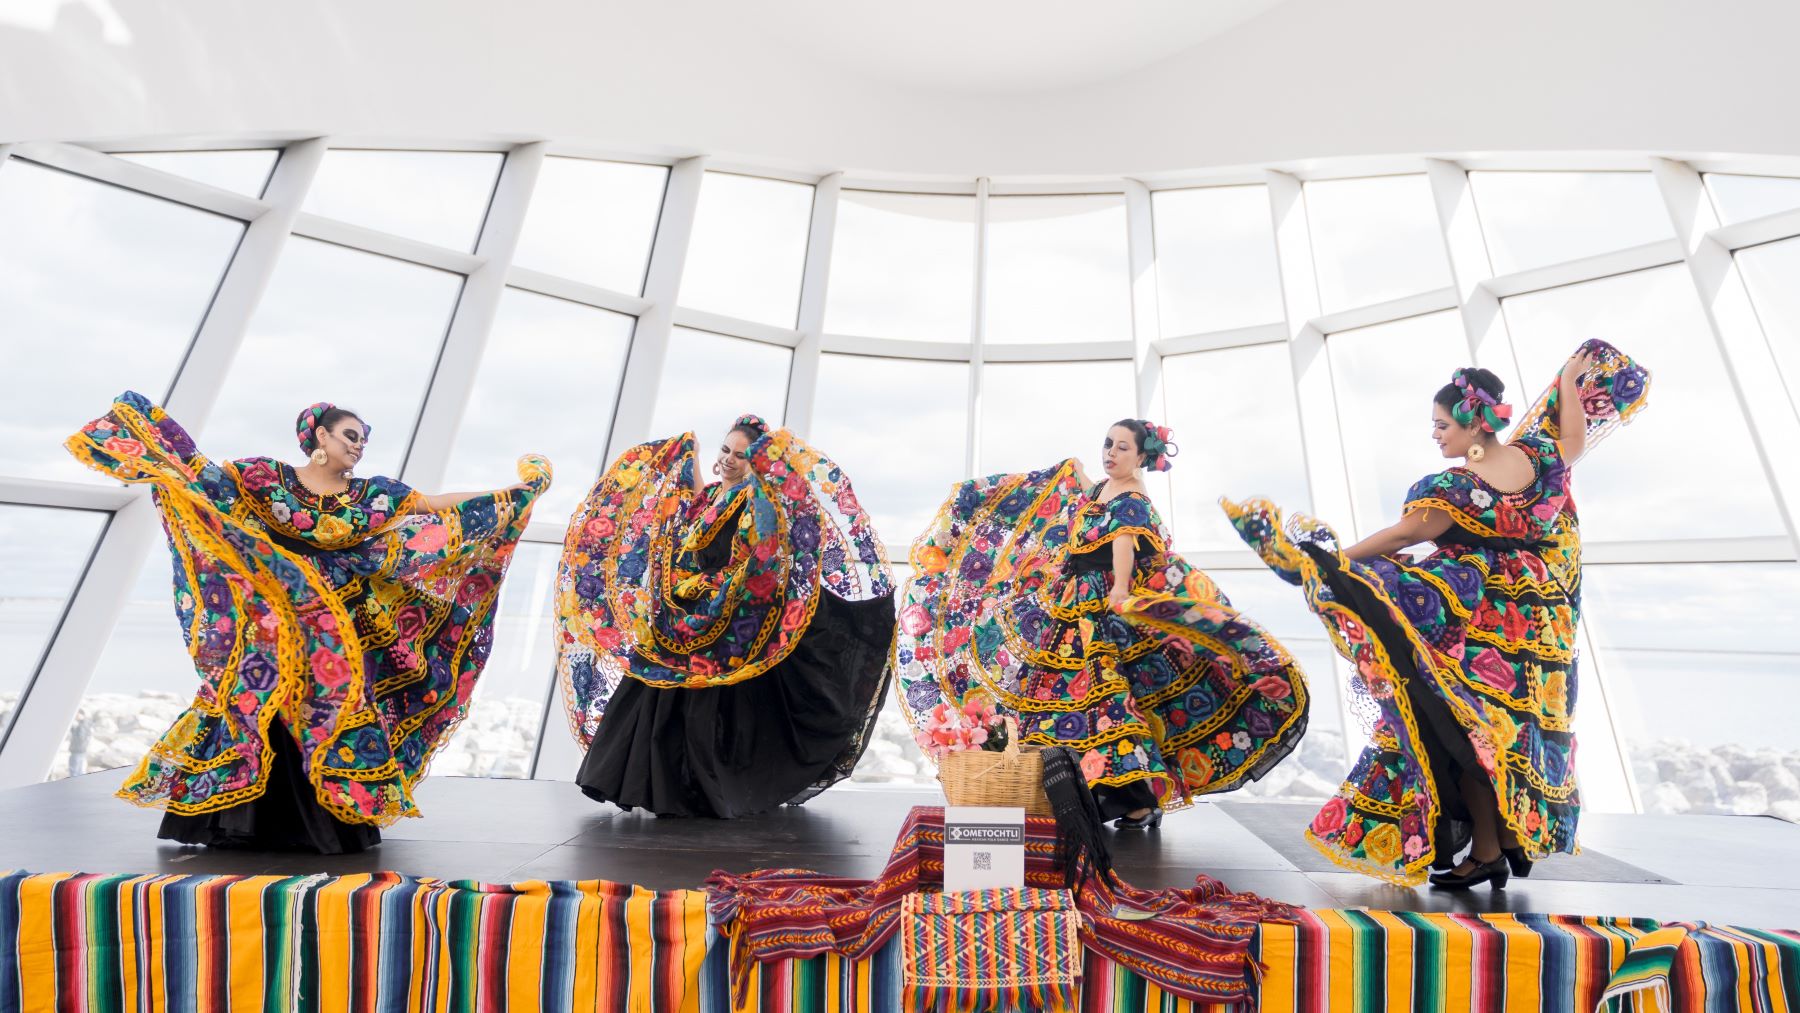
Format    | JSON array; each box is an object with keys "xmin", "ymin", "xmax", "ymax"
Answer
[{"xmin": 3, "ymin": 773, "xmax": 1797, "ymax": 930}]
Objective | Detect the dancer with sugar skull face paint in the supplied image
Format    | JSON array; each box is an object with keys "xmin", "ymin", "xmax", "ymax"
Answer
[
  {"xmin": 896, "ymin": 419, "xmax": 1311, "ymax": 829},
  {"xmin": 1225, "ymin": 340, "xmax": 1651, "ymax": 888}
]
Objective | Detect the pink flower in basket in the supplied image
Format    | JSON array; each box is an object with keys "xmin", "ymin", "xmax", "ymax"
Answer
[{"xmin": 914, "ymin": 698, "xmax": 1016, "ymax": 761}]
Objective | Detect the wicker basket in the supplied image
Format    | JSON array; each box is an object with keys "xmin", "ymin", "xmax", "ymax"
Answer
[{"xmin": 936, "ymin": 740, "xmax": 1053, "ymax": 817}]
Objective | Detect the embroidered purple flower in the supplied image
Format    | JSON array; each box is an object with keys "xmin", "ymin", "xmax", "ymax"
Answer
[
  {"xmin": 1613, "ymin": 364, "xmax": 1648, "ymax": 406},
  {"xmin": 955, "ymin": 485, "xmax": 984, "ymax": 516},
  {"xmin": 791, "ymin": 516, "xmax": 820, "ymax": 552},
  {"xmin": 1439, "ymin": 563, "xmax": 1483, "ymax": 604},
  {"xmin": 617, "ymin": 551, "xmax": 648, "ymax": 581},
  {"xmin": 905, "ymin": 680, "xmax": 942, "ymax": 711},
  {"xmin": 998, "ymin": 490, "xmax": 1032, "ymax": 516},
  {"xmin": 1109, "ymin": 496, "xmax": 1150, "ymax": 527},
  {"xmin": 1244, "ymin": 706, "xmax": 1276, "ymax": 739},
  {"xmin": 1397, "ymin": 581, "xmax": 1443, "ymax": 625},
  {"xmin": 958, "ymin": 553, "xmax": 993, "ymax": 582},
  {"xmin": 576, "ymin": 570, "xmax": 605, "ymax": 601},
  {"xmin": 237, "ymin": 654, "xmax": 278, "ymax": 692},
  {"xmin": 1052, "ymin": 713, "xmax": 1086, "ymax": 739}
]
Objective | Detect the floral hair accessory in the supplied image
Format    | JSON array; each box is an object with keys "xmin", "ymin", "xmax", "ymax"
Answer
[
  {"xmin": 1138, "ymin": 421, "xmax": 1179, "ymax": 473},
  {"xmin": 296, "ymin": 402, "xmax": 370, "ymax": 453},
  {"xmin": 1450, "ymin": 370, "xmax": 1513, "ymax": 433},
  {"xmin": 733, "ymin": 413, "xmax": 769, "ymax": 433}
]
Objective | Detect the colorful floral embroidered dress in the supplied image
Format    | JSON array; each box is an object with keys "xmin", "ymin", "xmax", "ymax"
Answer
[
  {"xmin": 895, "ymin": 460, "xmax": 1309, "ymax": 814},
  {"xmin": 1225, "ymin": 339, "xmax": 1651, "ymax": 885},
  {"xmin": 557, "ymin": 428, "xmax": 895, "ymax": 816},
  {"xmin": 66, "ymin": 392, "xmax": 549, "ymax": 842}
]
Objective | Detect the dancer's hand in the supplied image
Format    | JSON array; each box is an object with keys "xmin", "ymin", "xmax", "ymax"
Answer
[
  {"xmin": 1562, "ymin": 349, "xmax": 1598, "ymax": 387},
  {"xmin": 1107, "ymin": 585, "xmax": 1129, "ymax": 612}
]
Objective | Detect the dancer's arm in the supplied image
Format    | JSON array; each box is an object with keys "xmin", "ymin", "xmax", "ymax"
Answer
[
  {"xmin": 1106, "ymin": 535, "xmax": 1134, "ymax": 610},
  {"xmin": 1556, "ymin": 349, "xmax": 1597, "ymax": 463},
  {"xmin": 420, "ymin": 485, "xmax": 527, "ymax": 511},
  {"xmin": 1342, "ymin": 507, "xmax": 1452, "ymax": 561}
]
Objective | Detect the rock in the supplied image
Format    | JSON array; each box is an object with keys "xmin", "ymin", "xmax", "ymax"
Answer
[
  {"xmin": 1290, "ymin": 771, "xmax": 1339, "ymax": 800},
  {"xmin": 1725, "ymin": 782, "xmax": 1769, "ymax": 817},
  {"xmin": 1748, "ymin": 762, "xmax": 1800, "ymax": 803},
  {"xmin": 1674, "ymin": 765, "xmax": 1721, "ymax": 812},
  {"xmin": 1642, "ymin": 781, "xmax": 1690, "ymax": 815}
]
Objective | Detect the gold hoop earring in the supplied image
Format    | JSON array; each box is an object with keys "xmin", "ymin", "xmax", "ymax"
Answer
[
  {"xmin": 310, "ymin": 448, "xmax": 329, "ymax": 467},
  {"xmin": 1467, "ymin": 443, "xmax": 1486, "ymax": 463}
]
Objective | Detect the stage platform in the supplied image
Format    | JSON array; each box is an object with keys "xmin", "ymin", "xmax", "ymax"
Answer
[{"xmin": 3, "ymin": 772, "xmax": 1796, "ymax": 929}]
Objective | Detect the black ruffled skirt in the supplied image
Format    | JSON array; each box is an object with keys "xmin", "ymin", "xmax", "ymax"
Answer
[
  {"xmin": 157, "ymin": 718, "xmax": 381, "ymax": 855},
  {"xmin": 577, "ymin": 591, "xmax": 896, "ymax": 818}
]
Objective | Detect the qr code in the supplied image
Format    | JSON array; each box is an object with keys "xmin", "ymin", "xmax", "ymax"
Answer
[{"xmin": 973, "ymin": 851, "xmax": 992, "ymax": 871}]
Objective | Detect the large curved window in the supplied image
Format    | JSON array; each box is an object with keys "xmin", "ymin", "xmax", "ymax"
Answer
[
  {"xmin": 0, "ymin": 159, "xmax": 244, "ymax": 484},
  {"xmin": 4, "ymin": 141, "xmax": 1796, "ymax": 818}
]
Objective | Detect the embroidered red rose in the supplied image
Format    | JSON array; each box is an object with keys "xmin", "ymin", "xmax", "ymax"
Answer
[
  {"xmin": 240, "ymin": 461, "xmax": 278, "ymax": 491},
  {"xmin": 1251, "ymin": 675, "xmax": 1292, "ymax": 700},
  {"xmin": 1468, "ymin": 647, "xmax": 1517, "ymax": 693},
  {"xmin": 102, "ymin": 436, "xmax": 147, "ymax": 459},
  {"xmin": 1312, "ymin": 797, "xmax": 1348, "ymax": 836},
  {"xmin": 406, "ymin": 524, "xmax": 450, "ymax": 553},
  {"xmin": 310, "ymin": 647, "xmax": 353, "ymax": 689}
]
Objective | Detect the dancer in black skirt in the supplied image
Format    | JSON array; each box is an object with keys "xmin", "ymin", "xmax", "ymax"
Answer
[{"xmin": 558, "ymin": 415, "xmax": 896, "ymax": 817}]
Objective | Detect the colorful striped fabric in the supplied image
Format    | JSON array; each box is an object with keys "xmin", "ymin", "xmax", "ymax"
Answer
[
  {"xmin": 4, "ymin": 866, "xmax": 1795, "ymax": 1012},
  {"xmin": 901, "ymin": 889, "xmax": 1082, "ymax": 1013},
  {"xmin": 706, "ymin": 807, "xmax": 1294, "ymax": 1009},
  {"xmin": 0, "ymin": 871, "xmax": 709, "ymax": 1013}
]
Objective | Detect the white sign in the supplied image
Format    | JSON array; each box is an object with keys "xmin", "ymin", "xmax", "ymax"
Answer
[{"xmin": 943, "ymin": 805, "xmax": 1026, "ymax": 894}]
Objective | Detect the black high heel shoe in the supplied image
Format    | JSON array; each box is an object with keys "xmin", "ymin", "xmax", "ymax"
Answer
[
  {"xmin": 1428, "ymin": 854, "xmax": 1510, "ymax": 891},
  {"xmin": 1113, "ymin": 808, "xmax": 1163, "ymax": 830},
  {"xmin": 1502, "ymin": 846, "xmax": 1533, "ymax": 879}
]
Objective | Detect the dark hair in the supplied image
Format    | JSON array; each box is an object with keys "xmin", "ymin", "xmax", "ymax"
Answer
[
  {"xmin": 317, "ymin": 407, "xmax": 364, "ymax": 434},
  {"xmin": 1434, "ymin": 368, "xmax": 1505, "ymax": 415},
  {"xmin": 1111, "ymin": 419, "xmax": 1151, "ymax": 461},
  {"xmin": 1108, "ymin": 418, "xmax": 1178, "ymax": 472},
  {"xmin": 729, "ymin": 418, "xmax": 768, "ymax": 443}
]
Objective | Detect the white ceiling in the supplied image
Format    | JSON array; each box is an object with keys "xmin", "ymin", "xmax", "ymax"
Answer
[
  {"xmin": 742, "ymin": 0, "xmax": 1291, "ymax": 95},
  {"xmin": 3, "ymin": 0, "xmax": 1800, "ymax": 177}
]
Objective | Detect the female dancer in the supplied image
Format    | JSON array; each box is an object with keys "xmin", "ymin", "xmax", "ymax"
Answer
[
  {"xmin": 896, "ymin": 420, "xmax": 1310, "ymax": 827},
  {"xmin": 66, "ymin": 393, "xmax": 548, "ymax": 853},
  {"xmin": 558, "ymin": 414, "xmax": 896, "ymax": 818},
  {"xmin": 1225, "ymin": 340, "xmax": 1650, "ymax": 888}
]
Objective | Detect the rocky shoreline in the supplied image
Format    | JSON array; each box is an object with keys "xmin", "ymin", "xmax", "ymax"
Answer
[{"xmin": 5, "ymin": 690, "xmax": 1794, "ymax": 821}]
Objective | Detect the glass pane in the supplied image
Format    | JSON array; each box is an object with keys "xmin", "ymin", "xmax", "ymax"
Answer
[
  {"xmin": 116, "ymin": 149, "xmax": 279, "ymax": 197},
  {"xmin": 1159, "ymin": 343, "xmax": 1309, "ymax": 551},
  {"xmin": 1305, "ymin": 175, "xmax": 1452, "ymax": 314},
  {"xmin": 1470, "ymin": 171, "xmax": 1673, "ymax": 275},
  {"xmin": 1583, "ymin": 562, "xmax": 1800, "ymax": 819},
  {"xmin": 823, "ymin": 191, "xmax": 976, "ymax": 342},
  {"xmin": 679, "ymin": 172, "xmax": 813, "ymax": 327},
  {"xmin": 432, "ymin": 541, "xmax": 561, "ymax": 779},
  {"xmin": 977, "ymin": 360, "xmax": 1135, "ymax": 477},
  {"xmin": 442, "ymin": 289, "xmax": 635, "ymax": 528},
  {"xmin": 649, "ymin": 328, "xmax": 792, "ymax": 444},
  {"xmin": 513, "ymin": 157, "xmax": 668, "ymax": 294},
  {"xmin": 1732, "ymin": 236, "xmax": 1800, "ymax": 407},
  {"xmin": 203, "ymin": 238, "xmax": 462, "ymax": 477},
  {"xmin": 1152, "ymin": 185, "xmax": 1283, "ymax": 335},
  {"xmin": 985, "ymin": 194, "xmax": 1132, "ymax": 345},
  {"xmin": 0, "ymin": 506, "xmax": 106, "ymax": 747},
  {"xmin": 302, "ymin": 149, "xmax": 502, "ymax": 251},
  {"xmin": 1210, "ymin": 567, "xmax": 1345, "ymax": 800},
  {"xmin": 1326, "ymin": 311, "xmax": 1470, "ymax": 537},
  {"xmin": 65, "ymin": 551, "xmax": 207, "ymax": 779},
  {"xmin": 1502, "ymin": 266, "xmax": 1782, "ymax": 540},
  {"xmin": 811, "ymin": 354, "xmax": 969, "ymax": 552},
  {"xmin": 1705, "ymin": 173, "xmax": 1800, "ymax": 225},
  {"xmin": 0, "ymin": 160, "xmax": 244, "ymax": 484}
]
